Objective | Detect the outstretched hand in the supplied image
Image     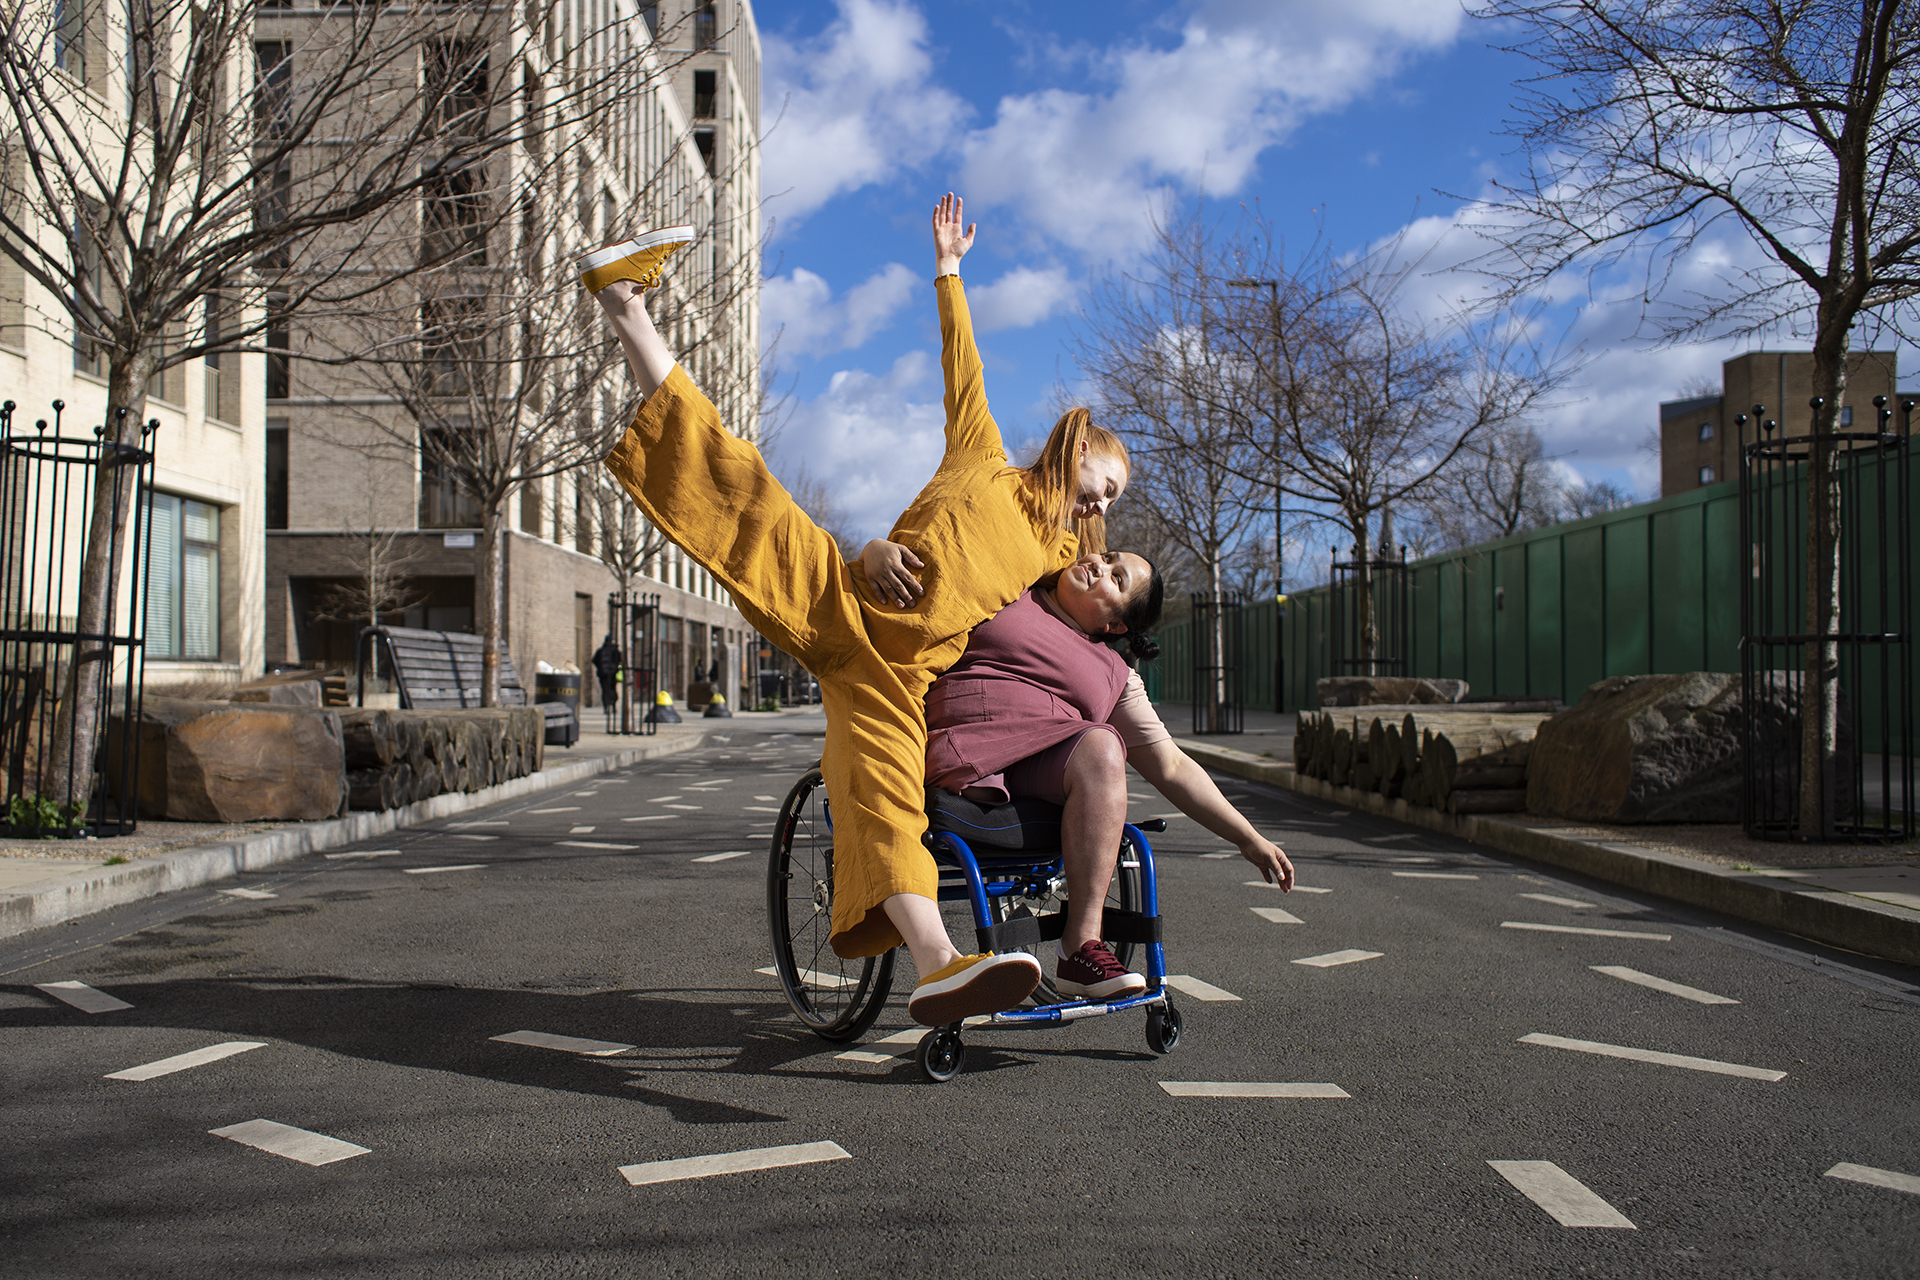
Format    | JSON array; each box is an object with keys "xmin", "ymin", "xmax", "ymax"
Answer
[
  {"xmin": 932, "ymin": 192, "xmax": 975, "ymax": 271},
  {"xmin": 859, "ymin": 539, "xmax": 926, "ymax": 609},
  {"xmin": 1243, "ymin": 835, "xmax": 1295, "ymax": 891}
]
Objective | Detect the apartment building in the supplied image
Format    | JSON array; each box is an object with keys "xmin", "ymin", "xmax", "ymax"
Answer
[
  {"xmin": 1659, "ymin": 351, "xmax": 1902, "ymax": 497},
  {"xmin": 262, "ymin": 0, "xmax": 763, "ymax": 707}
]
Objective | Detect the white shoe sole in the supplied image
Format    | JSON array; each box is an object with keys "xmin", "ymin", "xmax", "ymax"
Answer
[
  {"xmin": 574, "ymin": 226, "xmax": 694, "ymax": 275},
  {"xmin": 1054, "ymin": 972, "xmax": 1148, "ymax": 1000},
  {"xmin": 908, "ymin": 954, "xmax": 1042, "ymax": 1025}
]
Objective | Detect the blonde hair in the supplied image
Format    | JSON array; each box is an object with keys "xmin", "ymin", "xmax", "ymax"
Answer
[{"xmin": 1018, "ymin": 407, "xmax": 1128, "ymax": 553}]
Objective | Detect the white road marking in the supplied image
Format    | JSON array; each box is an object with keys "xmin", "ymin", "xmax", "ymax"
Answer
[
  {"xmin": 219, "ymin": 887, "xmax": 277, "ymax": 899},
  {"xmin": 1487, "ymin": 1161, "xmax": 1636, "ymax": 1228},
  {"xmin": 618, "ymin": 1141, "xmax": 850, "ymax": 1187},
  {"xmin": 1521, "ymin": 893, "xmax": 1595, "ymax": 908},
  {"xmin": 404, "ymin": 864, "xmax": 486, "ymax": 874},
  {"xmin": 451, "ymin": 821, "xmax": 508, "ymax": 828},
  {"xmin": 1158, "ymin": 1082, "xmax": 1348, "ymax": 1097},
  {"xmin": 1163, "ymin": 974, "xmax": 1242, "ymax": 1001},
  {"xmin": 210, "ymin": 1119, "xmax": 369, "ymax": 1166},
  {"xmin": 754, "ymin": 795, "xmax": 777, "ymax": 801},
  {"xmin": 1258, "ymin": 883, "xmax": 1332, "ymax": 893},
  {"xmin": 834, "ymin": 1051, "xmax": 898, "ymax": 1064},
  {"xmin": 1825, "ymin": 1163, "xmax": 1920, "ymax": 1196},
  {"xmin": 35, "ymin": 981, "xmax": 131, "ymax": 1013},
  {"xmin": 1294, "ymin": 950, "xmax": 1383, "ymax": 968},
  {"xmin": 107, "ymin": 1041, "xmax": 267, "ymax": 1081},
  {"xmin": 832, "ymin": 1022, "xmax": 988, "ymax": 1061},
  {"xmin": 622, "ymin": 814, "xmax": 678, "ymax": 822},
  {"xmin": 664, "ymin": 804, "xmax": 702, "ymax": 811},
  {"xmin": 742, "ymin": 806, "xmax": 781, "ymax": 813},
  {"xmin": 529, "ymin": 807, "xmax": 579, "ymax": 814},
  {"xmin": 693, "ymin": 851, "xmax": 751, "ymax": 863},
  {"xmin": 490, "ymin": 1030, "xmax": 634, "ymax": 1056},
  {"xmin": 1252, "ymin": 906, "xmax": 1303, "ymax": 924},
  {"xmin": 325, "ymin": 850, "xmax": 399, "ymax": 860},
  {"xmin": 452, "ymin": 834, "xmax": 498, "ymax": 842},
  {"xmin": 1519, "ymin": 1032, "xmax": 1786, "ymax": 1081},
  {"xmin": 757, "ymin": 965, "xmax": 857, "ymax": 989},
  {"xmin": 1591, "ymin": 965, "xmax": 1739, "ymax": 1005},
  {"xmin": 650, "ymin": 796, "xmax": 682, "ymax": 803},
  {"xmin": 559, "ymin": 841, "xmax": 638, "ymax": 850},
  {"xmin": 1389, "ymin": 855, "xmax": 1437, "ymax": 863},
  {"xmin": 1503, "ymin": 921, "xmax": 1672, "ymax": 941},
  {"xmin": 1392, "ymin": 871, "xmax": 1479, "ymax": 880},
  {"xmin": 1199, "ymin": 853, "xmax": 1235, "ymax": 860},
  {"xmin": 570, "ymin": 825, "xmax": 596, "ymax": 833}
]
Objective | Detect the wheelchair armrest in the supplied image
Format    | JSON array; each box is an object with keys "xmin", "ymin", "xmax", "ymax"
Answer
[{"xmin": 1135, "ymin": 818, "xmax": 1168, "ymax": 833}]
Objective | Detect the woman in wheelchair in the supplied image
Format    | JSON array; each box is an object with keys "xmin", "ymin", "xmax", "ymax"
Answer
[{"xmin": 862, "ymin": 539, "xmax": 1296, "ymax": 1006}]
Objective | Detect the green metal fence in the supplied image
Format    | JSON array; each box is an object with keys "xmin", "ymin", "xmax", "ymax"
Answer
[{"xmin": 1141, "ymin": 448, "xmax": 1917, "ymax": 747}]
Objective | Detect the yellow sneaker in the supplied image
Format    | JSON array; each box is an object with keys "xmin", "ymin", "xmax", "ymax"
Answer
[
  {"xmin": 907, "ymin": 952, "xmax": 1041, "ymax": 1025},
  {"xmin": 576, "ymin": 226, "xmax": 694, "ymax": 294}
]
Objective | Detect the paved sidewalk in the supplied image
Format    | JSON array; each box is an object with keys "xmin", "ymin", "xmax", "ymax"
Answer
[
  {"xmin": 1176, "ymin": 734, "xmax": 1920, "ymax": 966},
  {"xmin": 0, "ymin": 705, "xmax": 825, "ymax": 940}
]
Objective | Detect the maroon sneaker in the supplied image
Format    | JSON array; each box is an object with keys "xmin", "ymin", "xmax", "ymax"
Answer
[{"xmin": 1055, "ymin": 940, "xmax": 1147, "ymax": 1000}]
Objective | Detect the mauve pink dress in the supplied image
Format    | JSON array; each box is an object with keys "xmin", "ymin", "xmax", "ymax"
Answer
[{"xmin": 925, "ymin": 591, "xmax": 1130, "ymax": 800}]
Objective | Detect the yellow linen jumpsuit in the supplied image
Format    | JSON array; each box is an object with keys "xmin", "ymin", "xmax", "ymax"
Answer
[{"xmin": 602, "ymin": 276, "xmax": 1078, "ymax": 957}]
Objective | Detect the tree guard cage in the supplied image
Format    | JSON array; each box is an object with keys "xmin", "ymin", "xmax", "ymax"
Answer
[
  {"xmin": 1330, "ymin": 544, "xmax": 1410, "ymax": 677},
  {"xmin": 1189, "ymin": 591, "xmax": 1245, "ymax": 735},
  {"xmin": 1740, "ymin": 396, "xmax": 1914, "ymax": 842},
  {"xmin": 0, "ymin": 401, "xmax": 157, "ymax": 838},
  {"xmin": 612, "ymin": 590, "xmax": 661, "ymax": 735}
]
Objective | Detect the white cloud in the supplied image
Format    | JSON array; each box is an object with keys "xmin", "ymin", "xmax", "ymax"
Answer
[
  {"xmin": 965, "ymin": 265, "xmax": 1078, "ymax": 332},
  {"xmin": 772, "ymin": 350, "xmax": 948, "ymax": 541},
  {"xmin": 760, "ymin": 0, "xmax": 968, "ymax": 223},
  {"xmin": 762, "ymin": 262, "xmax": 919, "ymax": 355}
]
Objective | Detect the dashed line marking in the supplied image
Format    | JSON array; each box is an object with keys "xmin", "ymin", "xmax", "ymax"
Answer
[
  {"xmin": 1591, "ymin": 965, "xmax": 1738, "ymax": 1005},
  {"xmin": 757, "ymin": 965, "xmax": 857, "ymax": 988},
  {"xmin": 1252, "ymin": 906, "xmax": 1303, "ymax": 924},
  {"xmin": 650, "ymin": 796, "xmax": 682, "ymax": 803},
  {"xmin": 210, "ymin": 1119, "xmax": 370, "ymax": 1166},
  {"xmin": 1825, "ymin": 1163, "xmax": 1920, "ymax": 1196},
  {"xmin": 451, "ymin": 820, "xmax": 508, "ymax": 828},
  {"xmin": 1255, "ymin": 883, "xmax": 1332, "ymax": 893},
  {"xmin": 1503, "ymin": 921, "xmax": 1671, "ymax": 941},
  {"xmin": 529, "ymin": 806, "xmax": 580, "ymax": 814},
  {"xmin": 1392, "ymin": 871, "xmax": 1478, "ymax": 880},
  {"xmin": 325, "ymin": 850, "xmax": 399, "ymax": 860},
  {"xmin": 1159, "ymin": 1082, "xmax": 1348, "ymax": 1098},
  {"xmin": 557, "ymin": 841, "xmax": 638, "ymax": 850},
  {"xmin": 570, "ymin": 825, "xmax": 596, "ymax": 833},
  {"xmin": 742, "ymin": 806, "xmax": 781, "ymax": 813},
  {"xmin": 1293, "ymin": 950, "xmax": 1382, "ymax": 968},
  {"xmin": 35, "ymin": 981, "xmax": 131, "ymax": 1013},
  {"xmin": 1162, "ymin": 975, "xmax": 1241, "ymax": 1001},
  {"xmin": 1520, "ymin": 892, "xmax": 1595, "ymax": 908},
  {"xmin": 1519, "ymin": 1032, "xmax": 1785, "ymax": 1081},
  {"xmin": 219, "ymin": 887, "xmax": 277, "ymax": 899},
  {"xmin": 664, "ymin": 804, "xmax": 702, "ymax": 811},
  {"xmin": 451, "ymin": 834, "xmax": 498, "ymax": 842},
  {"xmin": 622, "ymin": 815, "xmax": 678, "ymax": 822},
  {"xmin": 404, "ymin": 864, "xmax": 486, "ymax": 875},
  {"xmin": 1199, "ymin": 853, "xmax": 1235, "ymax": 860},
  {"xmin": 491, "ymin": 1030, "xmax": 634, "ymax": 1056},
  {"xmin": 618, "ymin": 1141, "xmax": 850, "ymax": 1187},
  {"xmin": 107, "ymin": 1042, "xmax": 267, "ymax": 1081},
  {"xmin": 1488, "ymin": 1161, "xmax": 1636, "ymax": 1228},
  {"xmin": 693, "ymin": 851, "xmax": 751, "ymax": 863}
]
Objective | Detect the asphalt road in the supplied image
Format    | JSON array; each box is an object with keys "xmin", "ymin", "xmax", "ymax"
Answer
[{"xmin": 4, "ymin": 713, "xmax": 1918, "ymax": 1278}]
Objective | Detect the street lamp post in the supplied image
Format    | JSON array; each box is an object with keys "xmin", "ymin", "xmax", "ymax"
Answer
[{"xmin": 1229, "ymin": 276, "xmax": 1284, "ymax": 713}]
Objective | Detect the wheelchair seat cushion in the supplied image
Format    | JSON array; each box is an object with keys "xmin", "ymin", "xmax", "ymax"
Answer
[{"xmin": 925, "ymin": 787, "xmax": 1063, "ymax": 852}]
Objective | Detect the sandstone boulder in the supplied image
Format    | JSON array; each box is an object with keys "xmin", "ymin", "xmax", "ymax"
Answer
[
  {"xmin": 111, "ymin": 698, "xmax": 347, "ymax": 822},
  {"xmin": 1317, "ymin": 676, "xmax": 1469, "ymax": 707},
  {"xmin": 228, "ymin": 668, "xmax": 333, "ymax": 706},
  {"xmin": 1526, "ymin": 672, "xmax": 1814, "ymax": 824}
]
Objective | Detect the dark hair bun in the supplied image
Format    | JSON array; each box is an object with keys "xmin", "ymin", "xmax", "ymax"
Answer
[{"xmin": 1125, "ymin": 632, "xmax": 1161, "ymax": 663}]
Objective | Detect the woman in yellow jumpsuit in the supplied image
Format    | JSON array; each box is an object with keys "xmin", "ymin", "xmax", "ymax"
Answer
[{"xmin": 586, "ymin": 195, "xmax": 1131, "ymax": 1023}]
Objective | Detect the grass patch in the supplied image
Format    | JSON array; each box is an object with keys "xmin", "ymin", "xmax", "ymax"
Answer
[{"xmin": 102, "ymin": 855, "xmax": 128, "ymax": 866}]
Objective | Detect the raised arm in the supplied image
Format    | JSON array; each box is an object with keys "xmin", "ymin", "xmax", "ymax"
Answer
[
  {"xmin": 1130, "ymin": 738, "xmax": 1295, "ymax": 889},
  {"xmin": 933, "ymin": 193, "xmax": 1004, "ymax": 461}
]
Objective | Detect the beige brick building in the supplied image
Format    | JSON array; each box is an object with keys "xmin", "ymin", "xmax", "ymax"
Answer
[{"xmin": 263, "ymin": 0, "xmax": 764, "ymax": 709}]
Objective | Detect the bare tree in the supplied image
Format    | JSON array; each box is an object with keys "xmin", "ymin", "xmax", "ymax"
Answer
[
  {"xmin": 307, "ymin": 464, "xmax": 429, "ymax": 682},
  {"xmin": 0, "ymin": 0, "xmax": 619, "ymax": 805},
  {"xmin": 1407, "ymin": 421, "xmax": 1564, "ymax": 549},
  {"xmin": 1470, "ymin": 0, "xmax": 1920, "ymax": 833}
]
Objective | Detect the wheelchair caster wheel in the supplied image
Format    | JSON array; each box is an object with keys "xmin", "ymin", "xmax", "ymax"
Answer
[
  {"xmin": 917, "ymin": 1028, "xmax": 965, "ymax": 1082},
  {"xmin": 1146, "ymin": 1003, "xmax": 1183, "ymax": 1055}
]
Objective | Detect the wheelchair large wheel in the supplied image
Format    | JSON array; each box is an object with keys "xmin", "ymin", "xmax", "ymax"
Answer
[
  {"xmin": 766, "ymin": 768, "xmax": 894, "ymax": 1042},
  {"xmin": 988, "ymin": 834, "xmax": 1146, "ymax": 1006}
]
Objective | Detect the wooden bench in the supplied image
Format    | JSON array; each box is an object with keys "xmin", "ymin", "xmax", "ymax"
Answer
[{"xmin": 356, "ymin": 625, "xmax": 576, "ymax": 745}]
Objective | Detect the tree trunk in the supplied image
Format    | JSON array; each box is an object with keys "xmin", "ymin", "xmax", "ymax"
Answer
[
  {"xmin": 1800, "ymin": 341, "xmax": 1848, "ymax": 838},
  {"xmin": 1351, "ymin": 519, "xmax": 1376, "ymax": 675},
  {"xmin": 1208, "ymin": 553, "xmax": 1227, "ymax": 731},
  {"xmin": 45, "ymin": 350, "xmax": 153, "ymax": 816},
  {"xmin": 477, "ymin": 499, "xmax": 506, "ymax": 708}
]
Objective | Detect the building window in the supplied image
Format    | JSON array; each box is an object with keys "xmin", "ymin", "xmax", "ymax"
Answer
[
  {"xmin": 147, "ymin": 493, "xmax": 221, "ymax": 659},
  {"xmin": 694, "ymin": 130, "xmax": 715, "ymax": 176},
  {"xmin": 254, "ymin": 41, "xmax": 293, "ymax": 139},
  {"xmin": 420, "ymin": 422, "xmax": 482, "ymax": 528},
  {"xmin": 694, "ymin": 1, "xmax": 716, "ymax": 50},
  {"xmin": 519, "ymin": 480, "xmax": 542, "ymax": 537},
  {"xmin": 254, "ymin": 160, "xmax": 293, "ymax": 268},
  {"xmin": 1698, "ymin": 466, "xmax": 1715, "ymax": 485},
  {"xmin": 1840, "ymin": 406, "xmax": 1854, "ymax": 426},
  {"xmin": 421, "ymin": 164, "xmax": 487, "ymax": 265},
  {"xmin": 266, "ymin": 293, "xmax": 290, "ymax": 399},
  {"xmin": 640, "ymin": 1, "xmax": 658, "ymax": 38},
  {"xmin": 55, "ymin": 0, "xmax": 84, "ymax": 74},
  {"xmin": 266, "ymin": 420, "xmax": 289, "ymax": 530},
  {"xmin": 203, "ymin": 292, "xmax": 231, "ymax": 422},
  {"xmin": 1697, "ymin": 422, "xmax": 1713, "ymax": 441},
  {"xmin": 424, "ymin": 41, "xmax": 488, "ymax": 136},
  {"xmin": 420, "ymin": 294, "xmax": 486, "ymax": 396},
  {"xmin": 693, "ymin": 69, "xmax": 715, "ymax": 117}
]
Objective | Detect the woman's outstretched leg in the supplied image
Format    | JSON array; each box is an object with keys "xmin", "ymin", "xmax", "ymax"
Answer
[{"xmin": 593, "ymin": 279, "xmax": 676, "ymax": 399}]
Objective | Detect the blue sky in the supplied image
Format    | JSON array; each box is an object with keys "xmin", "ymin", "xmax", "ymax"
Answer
[{"xmin": 748, "ymin": 0, "xmax": 1906, "ymax": 548}]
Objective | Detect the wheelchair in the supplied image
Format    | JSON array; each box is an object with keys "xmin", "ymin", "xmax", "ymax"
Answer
[{"xmin": 765, "ymin": 767, "xmax": 1182, "ymax": 1082}]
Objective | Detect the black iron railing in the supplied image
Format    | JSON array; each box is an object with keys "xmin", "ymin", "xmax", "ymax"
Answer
[
  {"xmin": 1190, "ymin": 591, "xmax": 1245, "ymax": 735},
  {"xmin": 1330, "ymin": 544, "xmax": 1409, "ymax": 678}
]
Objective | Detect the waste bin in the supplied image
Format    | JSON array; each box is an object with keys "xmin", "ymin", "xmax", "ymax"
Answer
[{"xmin": 533, "ymin": 671, "xmax": 581, "ymax": 747}]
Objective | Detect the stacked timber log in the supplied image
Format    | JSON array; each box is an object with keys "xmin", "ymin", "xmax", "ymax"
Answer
[
  {"xmin": 1293, "ymin": 702, "xmax": 1557, "ymax": 816},
  {"xmin": 339, "ymin": 707, "xmax": 545, "ymax": 812}
]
